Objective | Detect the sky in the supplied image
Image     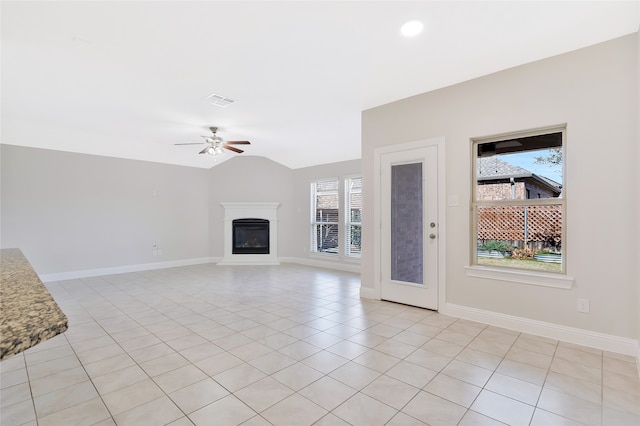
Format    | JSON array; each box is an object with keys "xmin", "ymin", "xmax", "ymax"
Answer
[{"xmin": 500, "ymin": 150, "xmax": 563, "ymax": 184}]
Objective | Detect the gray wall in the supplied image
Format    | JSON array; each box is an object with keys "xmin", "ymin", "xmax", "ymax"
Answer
[
  {"xmin": 362, "ymin": 33, "xmax": 638, "ymax": 339},
  {"xmin": 291, "ymin": 159, "xmax": 361, "ymax": 264},
  {"xmin": 206, "ymin": 156, "xmax": 361, "ymax": 263},
  {"xmin": 207, "ymin": 156, "xmax": 296, "ymax": 258},
  {"xmin": 1, "ymin": 145, "xmax": 210, "ymax": 274},
  {"xmin": 1, "ymin": 147, "xmax": 361, "ymax": 274}
]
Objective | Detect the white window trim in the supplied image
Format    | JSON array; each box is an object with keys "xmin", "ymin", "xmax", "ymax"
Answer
[
  {"xmin": 465, "ymin": 265, "xmax": 574, "ymax": 289},
  {"xmin": 309, "ymin": 176, "xmax": 363, "ymax": 262},
  {"xmin": 344, "ymin": 175, "xmax": 362, "ymax": 258},
  {"xmin": 310, "ymin": 178, "xmax": 340, "ymax": 256},
  {"xmin": 469, "ymin": 124, "xmax": 570, "ymax": 287}
]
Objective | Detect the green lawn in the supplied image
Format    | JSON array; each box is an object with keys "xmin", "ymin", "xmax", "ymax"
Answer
[{"xmin": 477, "ymin": 257, "xmax": 562, "ymax": 272}]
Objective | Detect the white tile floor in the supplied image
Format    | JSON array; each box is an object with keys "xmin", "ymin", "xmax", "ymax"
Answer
[{"xmin": 1, "ymin": 263, "xmax": 638, "ymax": 426}]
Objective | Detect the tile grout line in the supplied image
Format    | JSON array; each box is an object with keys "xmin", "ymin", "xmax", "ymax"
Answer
[{"xmin": 9, "ymin": 265, "xmax": 638, "ymax": 426}]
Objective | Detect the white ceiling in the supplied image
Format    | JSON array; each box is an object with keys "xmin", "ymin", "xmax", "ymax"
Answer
[{"xmin": 2, "ymin": 1, "xmax": 638, "ymax": 169}]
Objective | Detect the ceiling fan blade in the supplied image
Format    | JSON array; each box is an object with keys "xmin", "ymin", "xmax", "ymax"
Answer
[
  {"xmin": 223, "ymin": 145, "xmax": 244, "ymax": 154},
  {"xmin": 174, "ymin": 143, "xmax": 204, "ymax": 145},
  {"xmin": 225, "ymin": 141, "xmax": 251, "ymax": 145},
  {"xmin": 198, "ymin": 146, "xmax": 209, "ymax": 154}
]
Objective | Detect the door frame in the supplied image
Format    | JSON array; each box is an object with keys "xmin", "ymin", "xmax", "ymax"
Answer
[{"xmin": 373, "ymin": 137, "xmax": 446, "ymax": 311}]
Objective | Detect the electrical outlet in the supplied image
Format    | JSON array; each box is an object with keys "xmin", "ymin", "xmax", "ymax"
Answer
[{"xmin": 577, "ymin": 298, "xmax": 590, "ymax": 313}]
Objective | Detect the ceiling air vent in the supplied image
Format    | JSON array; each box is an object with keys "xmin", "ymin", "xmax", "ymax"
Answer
[{"xmin": 205, "ymin": 93, "xmax": 235, "ymax": 108}]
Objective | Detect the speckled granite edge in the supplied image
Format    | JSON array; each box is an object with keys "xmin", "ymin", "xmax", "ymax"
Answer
[{"xmin": 1, "ymin": 248, "xmax": 68, "ymax": 360}]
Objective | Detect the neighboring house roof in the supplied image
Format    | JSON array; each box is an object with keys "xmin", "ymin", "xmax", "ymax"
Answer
[
  {"xmin": 477, "ymin": 157, "xmax": 531, "ymax": 180},
  {"xmin": 476, "ymin": 157, "xmax": 562, "ymax": 192},
  {"xmin": 536, "ymin": 174, "xmax": 563, "ymax": 191}
]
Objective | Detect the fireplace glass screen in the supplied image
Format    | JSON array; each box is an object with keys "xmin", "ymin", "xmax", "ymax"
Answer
[{"xmin": 232, "ymin": 218, "xmax": 269, "ymax": 254}]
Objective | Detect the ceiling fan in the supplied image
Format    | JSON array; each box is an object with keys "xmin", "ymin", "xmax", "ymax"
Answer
[{"xmin": 175, "ymin": 127, "xmax": 250, "ymax": 156}]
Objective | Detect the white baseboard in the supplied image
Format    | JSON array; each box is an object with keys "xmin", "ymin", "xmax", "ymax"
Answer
[
  {"xmin": 39, "ymin": 257, "xmax": 217, "ymax": 282},
  {"xmin": 359, "ymin": 286, "xmax": 377, "ymax": 300},
  {"xmin": 442, "ymin": 303, "xmax": 638, "ymax": 357},
  {"xmin": 279, "ymin": 256, "xmax": 360, "ymax": 274},
  {"xmin": 40, "ymin": 256, "xmax": 358, "ymax": 282},
  {"xmin": 217, "ymin": 260, "xmax": 280, "ymax": 266}
]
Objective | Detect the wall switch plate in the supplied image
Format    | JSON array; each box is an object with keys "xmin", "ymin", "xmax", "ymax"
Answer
[{"xmin": 577, "ymin": 298, "xmax": 590, "ymax": 313}]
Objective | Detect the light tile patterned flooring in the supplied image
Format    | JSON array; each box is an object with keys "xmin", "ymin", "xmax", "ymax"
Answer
[{"xmin": 1, "ymin": 264, "xmax": 639, "ymax": 426}]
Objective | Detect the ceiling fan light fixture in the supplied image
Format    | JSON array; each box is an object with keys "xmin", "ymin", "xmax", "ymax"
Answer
[
  {"xmin": 203, "ymin": 135, "xmax": 223, "ymax": 144},
  {"xmin": 177, "ymin": 125, "xmax": 249, "ymax": 157},
  {"xmin": 205, "ymin": 145, "xmax": 225, "ymax": 156}
]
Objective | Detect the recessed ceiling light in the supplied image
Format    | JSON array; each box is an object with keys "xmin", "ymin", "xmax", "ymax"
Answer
[{"xmin": 401, "ymin": 19, "xmax": 424, "ymax": 37}]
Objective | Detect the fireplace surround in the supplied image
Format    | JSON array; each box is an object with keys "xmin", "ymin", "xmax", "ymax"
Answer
[{"xmin": 218, "ymin": 202, "xmax": 280, "ymax": 265}]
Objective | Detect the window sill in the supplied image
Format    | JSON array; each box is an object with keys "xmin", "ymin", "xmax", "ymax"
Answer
[
  {"xmin": 310, "ymin": 252, "xmax": 361, "ymax": 263},
  {"xmin": 310, "ymin": 252, "xmax": 339, "ymax": 257},
  {"xmin": 464, "ymin": 265, "xmax": 574, "ymax": 289}
]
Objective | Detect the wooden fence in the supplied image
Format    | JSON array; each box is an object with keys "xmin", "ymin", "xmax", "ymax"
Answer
[{"xmin": 477, "ymin": 205, "xmax": 562, "ymax": 248}]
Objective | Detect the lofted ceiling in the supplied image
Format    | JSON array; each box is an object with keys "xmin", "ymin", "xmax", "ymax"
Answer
[{"xmin": 2, "ymin": 1, "xmax": 638, "ymax": 169}]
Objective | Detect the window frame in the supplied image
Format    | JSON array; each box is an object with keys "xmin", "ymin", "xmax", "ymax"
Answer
[
  {"xmin": 344, "ymin": 175, "xmax": 362, "ymax": 258},
  {"xmin": 467, "ymin": 125, "xmax": 573, "ymax": 288},
  {"xmin": 310, "ymin": 178, "xmax": 340, "ymax": 256}
]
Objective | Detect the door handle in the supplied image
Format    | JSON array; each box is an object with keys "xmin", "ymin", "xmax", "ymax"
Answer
[{"xmin": 429, "ymin": 233, "xmax": 436, "ymax": 239}]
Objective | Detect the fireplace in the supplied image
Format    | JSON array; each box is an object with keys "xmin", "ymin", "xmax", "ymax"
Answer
[
  {"xmin": 232, "ymin": 219, "xmax": 269, "ymax": 254},
  {"xmin": 219, "ymin": 202, "xmax": 280, "ymax": 265}
]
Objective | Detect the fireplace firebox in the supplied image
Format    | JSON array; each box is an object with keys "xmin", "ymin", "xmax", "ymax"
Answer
[
  {"xmin": 232, "ymin": 218, "xmax": 270, "ymax": 255},
  {"xmin": 219, "ymin": 202, "xmax": 279, "ymax": 265}
]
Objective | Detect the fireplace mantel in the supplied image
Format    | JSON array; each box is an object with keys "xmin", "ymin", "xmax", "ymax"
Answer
[{"xmin": 218, "ymin": 202, "xmax": 280, "ymax": 265}]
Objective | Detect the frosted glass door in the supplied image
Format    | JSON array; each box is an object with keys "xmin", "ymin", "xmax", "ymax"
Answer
[
  {"xmin": 391, "ymin": 163, "xmax": 423, "ymax": 285},
  {"xmin": 380, "ymin": 144, "xmax": 439, "ymax": 310}
]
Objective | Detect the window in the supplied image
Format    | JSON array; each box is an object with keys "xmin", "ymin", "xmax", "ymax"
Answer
[
  {"xmin": 472, "ymin": 126, "xmax": 565, "ymax": 274},
  {"xmin": 311, "ymin": 179, "xmax": 339, "ymax": 254},
  {"xmin": 345, "ymin": 176, "xmax": 362, "ymax": 257},
  {"xmin": 310, "ymin": 176, "xmax": 362, "ymax": 258}
]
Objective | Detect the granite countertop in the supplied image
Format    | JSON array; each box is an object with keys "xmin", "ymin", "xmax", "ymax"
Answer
[{"xmin": 1, "ymin": 248, "xmax": 68, "ymax": 360}]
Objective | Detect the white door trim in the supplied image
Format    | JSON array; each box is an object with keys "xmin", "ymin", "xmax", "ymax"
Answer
[{"xmin": 373, "ymin": 137, "xmax": 446, "ymax": 310}]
